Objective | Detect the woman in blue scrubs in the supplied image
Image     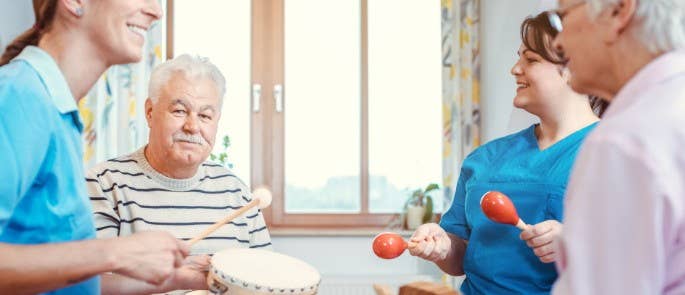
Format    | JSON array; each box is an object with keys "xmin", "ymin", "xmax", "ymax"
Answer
[
  {"xmin": 0, "ymin": 1, "xmax": 199, "ymax": 294},
  {"xmin": 408, "ymin": 12, "xmax": 608, "ymax": 295}
]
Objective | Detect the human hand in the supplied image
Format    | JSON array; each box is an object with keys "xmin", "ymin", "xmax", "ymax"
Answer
[
  {"xmin": 519, "ymin": 220, "xmax": 562, "ymax": 263},
  {"xmin": 408, "ymin": 223, "xmax": 451, "ymax": 262},
  {"xmin": 183, "ymin": 254, "xmax": 211, "ymax": 271},
  {"xmin": 160, "ymin": 254, "xmax": 211, "ymax": 291},
  {"xmin": 108, "ymin": 231, "xmax": 189, "ymax": 285}
]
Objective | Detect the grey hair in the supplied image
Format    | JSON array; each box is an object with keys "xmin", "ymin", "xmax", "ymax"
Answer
[
  {"xmin": 586, "ymin": 0, "xmax": 685, "ymax": 53},
  {"xmin": 148, "ymin": 54, "xmax": 226, "ymax": 106}
]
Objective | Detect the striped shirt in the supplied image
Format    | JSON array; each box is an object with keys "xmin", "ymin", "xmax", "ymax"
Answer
[{"xmin": 87, "ymin": 147, "xmax": 271, "ymax": 255}]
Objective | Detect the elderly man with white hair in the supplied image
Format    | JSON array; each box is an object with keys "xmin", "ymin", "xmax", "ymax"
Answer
[
  {"xmin": 87, "ymin": 54, "xmax": 271, "ymax": 294},
  {"xmin": 546, "ymin": 0, "xmax": 685, "ymax": 294}
]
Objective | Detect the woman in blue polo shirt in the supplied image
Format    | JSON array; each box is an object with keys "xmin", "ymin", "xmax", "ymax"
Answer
[
  {"xmin": 0, "ymin": 1, "xmax": 197, "ymax": 294},
  {"xmin": 408, "ymin": 12, "xmax": 608, "ymax": 295}
]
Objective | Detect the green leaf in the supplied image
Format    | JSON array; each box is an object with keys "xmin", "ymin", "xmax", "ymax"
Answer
[
  {"xmin": 223, "ymin": 135, "xmax": 231, "ymax": 149},
  {"xmin": 424, "ymin": 183, "xmax": 439, "ymax": 193},
  {"xmin": 422, "ymin": 195, "xmax": 434, "ymax": 223}
]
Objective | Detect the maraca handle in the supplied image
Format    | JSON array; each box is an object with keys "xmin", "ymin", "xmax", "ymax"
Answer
[{"xmin": 515, "ymin": 219, "xmax": 528, "ymax": 231}]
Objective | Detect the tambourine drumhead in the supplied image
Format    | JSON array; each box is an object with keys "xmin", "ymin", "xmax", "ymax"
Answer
[{"xmin": 210, "ymin": 248, "xmax": 320, "ymax": 294}]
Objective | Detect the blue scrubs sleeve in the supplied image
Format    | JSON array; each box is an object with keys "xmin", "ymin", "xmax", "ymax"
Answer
[{"xmin": 440, "ymin": 167, "xmax": 471, "ymax": 240}]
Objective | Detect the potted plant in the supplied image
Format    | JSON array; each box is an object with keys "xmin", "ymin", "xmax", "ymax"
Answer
[
  {"xmin": 209, "ymin": 135, "xmax": 233, "ymax": 168},
  {"xmin": 404, "ymin": 183, "xmax": 440, "ymax": 230}
]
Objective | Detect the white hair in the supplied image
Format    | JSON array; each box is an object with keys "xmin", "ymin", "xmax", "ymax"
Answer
[
  {"xmin": 586, "ymin": 0, "xmax": 685, "ymax": 53},
  {"xmin": 148, "ymin": 54, "xmax": 226, "ymax": 105}
]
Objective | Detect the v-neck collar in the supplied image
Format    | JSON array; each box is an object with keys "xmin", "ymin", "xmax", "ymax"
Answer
[{"xmin": 527, "ymin": 122, "xmax": 598, "ymax": 152}]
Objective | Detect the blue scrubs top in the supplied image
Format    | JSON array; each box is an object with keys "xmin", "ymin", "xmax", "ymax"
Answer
[
  {"xmin": 0, "ymin": 46, "xmax": 100, "ymax": 294},
  {"xmin": 440, "ymin": 123, "xmax": 596, "ymax": 295}
]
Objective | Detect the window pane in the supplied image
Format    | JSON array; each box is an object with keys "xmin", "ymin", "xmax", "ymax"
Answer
[
  {"xmin": 173, "ymin": 0, "xmax": 251, "ymax": 185},
  {"xmin": 284, "ymin": 0, "xmax": 361, "ymax": 213},
  {"xmin": 368, "ymin": 0, "xmax": 443, "ymax": 213}
]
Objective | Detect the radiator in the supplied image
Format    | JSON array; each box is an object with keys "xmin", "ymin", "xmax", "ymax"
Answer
[{"xmin": 317, "ymin": 275, "xmax": 437, "ymax": 295}]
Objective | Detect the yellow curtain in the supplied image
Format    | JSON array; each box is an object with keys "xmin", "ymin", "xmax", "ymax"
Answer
[
  {"xmin": 442, "ymin": 0, "xmax": 481, "ymax": 208},
  {"xmin": 78, "ymin": 2, "xmax": 166, "ymax": 168}
]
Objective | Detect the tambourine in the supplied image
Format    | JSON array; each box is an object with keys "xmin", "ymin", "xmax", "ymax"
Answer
[{"xmin": 204, "ymin": 248, "xmax": 320, "ymax": 295}]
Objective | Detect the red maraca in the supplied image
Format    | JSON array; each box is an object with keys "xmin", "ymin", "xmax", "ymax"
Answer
[
  {"xmin": 480, "ymin": 191, "xmax": 528, "ymax": 230},
  {"xmin": 372, "ymin": 232, "xmax": 418, "ymax": 259}
]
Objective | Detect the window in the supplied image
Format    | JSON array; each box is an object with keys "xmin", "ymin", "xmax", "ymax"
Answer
[
  {"xmin": 171, "ymin": 0, "xmax": 252, "ymax": 186},
  {"xmin": 171, "ymin": 0, "xmax": 442, "ymax": 228}
]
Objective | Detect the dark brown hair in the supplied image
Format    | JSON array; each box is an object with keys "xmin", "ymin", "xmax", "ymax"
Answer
[
  {"xmin": 0, "ymin": 0, "xmax": 58, "ymax": 66},
  {"xmin": 520, "ymin": 12, "xmax": 609, "ymax": 117}
]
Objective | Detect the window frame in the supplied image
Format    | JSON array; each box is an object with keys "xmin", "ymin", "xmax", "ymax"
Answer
[{"xmin": 167, "ymin": 0, "xmax": 437, "ymax": 229}]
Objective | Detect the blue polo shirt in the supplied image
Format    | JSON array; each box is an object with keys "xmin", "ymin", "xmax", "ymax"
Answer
[
  {"xmin": 440, "ymin": 123, "xmax": 596, "ymax": 295},
  {"xmin": 0, "ymin": 46, "xmax": 100, "ymax": 294}
]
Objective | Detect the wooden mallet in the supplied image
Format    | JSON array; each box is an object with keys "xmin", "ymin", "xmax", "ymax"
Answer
[{"xmin": 188, "ymin": 187, "xmax": 273, "ymax": 246}]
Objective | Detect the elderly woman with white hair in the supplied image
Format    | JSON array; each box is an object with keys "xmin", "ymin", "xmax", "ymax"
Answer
[
  {"xmin": 87, "ymin": 54, "xmax": 272, "ymax": 295},
  {"xmin": 548, "ymin": 0, "xmax": 685, "ymax": 294}
]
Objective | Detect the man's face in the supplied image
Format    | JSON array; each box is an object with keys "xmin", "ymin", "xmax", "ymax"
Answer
[
  {"xmin": 146, "ymin": 73, "xmax": 221, "ymax": 170},
  {"xmin": 553, "ymin": 0, "xmax": 612, "ymax": 96}
]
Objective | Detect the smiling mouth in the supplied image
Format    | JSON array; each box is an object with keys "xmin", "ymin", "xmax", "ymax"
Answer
[
  {"xmin": 516, "ymin": 82, "xmax": 529, "ymax": 91},
  {"xmin": 127, "ymin": 24, "xmax": 148, "ymax": 39}
]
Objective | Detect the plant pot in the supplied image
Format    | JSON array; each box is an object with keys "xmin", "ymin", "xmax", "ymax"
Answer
[{"xmin": 406, "ymin": 204, "xmax": 426, "ymax": 230}]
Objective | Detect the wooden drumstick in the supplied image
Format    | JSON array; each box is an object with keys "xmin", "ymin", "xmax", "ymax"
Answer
[{"xmin": 188, "ymin": 187, "xmax": 273, "ymax": 246}]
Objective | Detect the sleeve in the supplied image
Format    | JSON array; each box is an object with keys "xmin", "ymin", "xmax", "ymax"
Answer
[
  {"xmin": 85, "ymin": 169, "xmax": 121, "ymax": 239},
  {"xmin": 552, "ymin": 138, "xmax": 668, "ymax": 295},
  {"xmin": 248, "ymin": 208, "xmax": 272, "ymax": 250},
  {"xmin": 439, "ymin": 166, "xmax": 471, "ymax": 240},
  {"xmin": 0, "ymin": 85, "xmax": 50, "ymax": 234},
  {"xmin": 245, "ymin": 187, "xmax": 272, "ymax": 250}
]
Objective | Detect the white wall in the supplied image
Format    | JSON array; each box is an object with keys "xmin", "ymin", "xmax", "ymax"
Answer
[
  {"xmin": 0, "ymin": 0, "xmax": 33, "ymax": 49},
  {"xmin": 273, "ymin": 236, "xmax": 434, "ymax": 276},
  {"xmin": 480, "ymin": 0, "xmax": 547, "ymax": 142}
]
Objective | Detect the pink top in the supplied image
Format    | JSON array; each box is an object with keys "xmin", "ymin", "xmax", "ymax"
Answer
[{"xmin": 553, "ymin": 50, "xmax": 685, "ymax": 295}]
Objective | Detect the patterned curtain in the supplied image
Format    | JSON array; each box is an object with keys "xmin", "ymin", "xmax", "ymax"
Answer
[
  {"xmin": 441, "ymin": 0, "xmax": 481, "ymax": 209},
  {"xmin": 78, "ymin": 3, "xmax": 166, "ymax": 168}
]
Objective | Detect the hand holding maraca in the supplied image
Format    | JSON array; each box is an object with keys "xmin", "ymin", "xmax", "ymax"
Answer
[
  {"xmin": 481, "ymin": 191, "xmax": 562, "ymax": 263},
  {"xmin": 407, "ymin": 223, "xmax": 451, "ymax": 262},
  {"xmin": 480, "ymin": 191, "xmax": 529, "ymax": 230},
  {"xmin": 519, "ymin": 220, "xmax": 562, "ymax": 263},
  {"xmin": 372, "ymin": 224, "xmax": 451, "ymax": 262}
]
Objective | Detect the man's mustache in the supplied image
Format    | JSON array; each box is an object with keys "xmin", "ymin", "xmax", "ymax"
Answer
[{"xmin": 173, "ymin": 132, "xmax": 206, "ymax": 145}]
